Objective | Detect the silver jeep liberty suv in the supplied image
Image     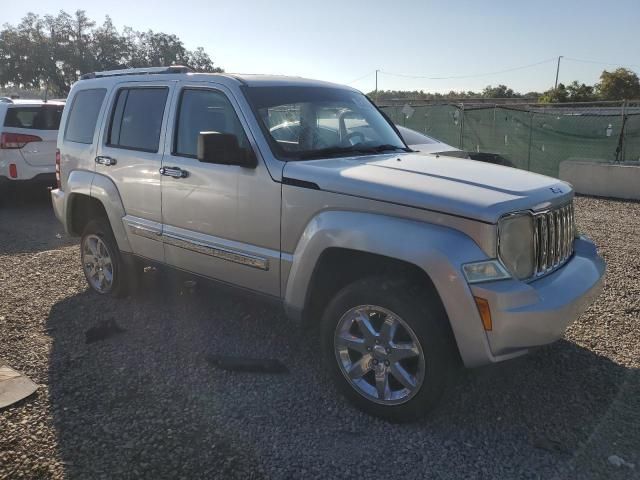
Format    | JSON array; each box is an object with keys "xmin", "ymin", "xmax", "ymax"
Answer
[{"xmin": 51, "ymin": 66, "xmax": 605, "ymax": 421}]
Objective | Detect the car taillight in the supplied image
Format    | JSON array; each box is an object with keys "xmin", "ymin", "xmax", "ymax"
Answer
[
  {"xmin": 55, "ymin": 149, "xmax": 61, "ymax": 188},
  {"xmin": 9, "ymin": 164, "xmax": 17, "ymax": 178},
  {"xmin": 0, "ymin": 132, "xmax": 42, "ymax": 149}
]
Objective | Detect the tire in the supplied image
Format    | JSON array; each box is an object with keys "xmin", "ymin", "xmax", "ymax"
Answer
[
  {"xmin": 320, "ymin": 276, "xmax": 455, "ymax": 422},
  {"xmin": 80, "ymin": 218, "xmax": 136, "ymax": 297}
]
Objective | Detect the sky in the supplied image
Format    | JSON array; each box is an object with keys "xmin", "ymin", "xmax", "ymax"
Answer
[{"xmin": 5, "ymin": 0, "xmax": 640, "ymax": 94}]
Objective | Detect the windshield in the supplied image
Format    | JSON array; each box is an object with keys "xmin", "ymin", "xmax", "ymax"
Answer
[{"xmin": 243, "ymin": 86, "xmax": 408, "ymax": 160}]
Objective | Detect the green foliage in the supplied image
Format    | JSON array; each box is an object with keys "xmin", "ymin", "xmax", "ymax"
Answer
[
  {"xmin": 0, "ymin": 10, "xmax": 223, "ymax": 96},
  {"xmin": 565, "ymin": 81, "xmax": 597, "ymax": 102},
  {"xmin": 540, "ymin": 70, "xmax": 640, "ymax": 103},
  {"xmin": 369, "ymin": 85, "xmax": 537, "ymax": 102},
  {"xmin": 596, "ymin": 68, "xmax": 640, "ymax": 100},
  {"xmin": 481, "ymin": 84, "xmax": 520, "ymax": 98},
  {"xmin": 369, "ymin": 70, "xmax": 639, "ymax": 105},
  {"xmin": 539, "ymin": 83, "xmax": 569, "ymax": 103},
  {"xmin": 368, "ymin": 90, "xmax": 475, "ymax": 101}
]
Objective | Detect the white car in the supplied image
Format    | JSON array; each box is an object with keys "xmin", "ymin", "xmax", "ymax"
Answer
[
  {"xmin": 396, "ymin": 125, "xmax": 515, "ymax": 167},
  {"xmin": 0, "ymin": 97, "xmax": 65, "ymax": 196},
  {"xmin": 394, "ymin": 125, "xmax": 460, "ymax": 154}
]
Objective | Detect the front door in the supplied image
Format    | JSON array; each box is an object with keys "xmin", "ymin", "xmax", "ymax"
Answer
[
  {"xmin": 160, "ymin": 82, "xmax": 281, "ymax": 296},
  {"xmin": 95, "ymin": 81, "xmax": 174, "ymax": 262}
]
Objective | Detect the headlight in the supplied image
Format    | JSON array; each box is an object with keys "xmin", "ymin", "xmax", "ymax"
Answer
[
  {"xmin": 498, "ymin": 213, "xmax": 535, "ymax": 280},
  {"xmin": 463, "ymin": 260, "xmax": 511, "ymax": 283}
]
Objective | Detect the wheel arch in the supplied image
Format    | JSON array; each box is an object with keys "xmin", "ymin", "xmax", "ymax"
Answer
[
  {"xmin": 68, "ymin": 193, "xmax": 108, "ymax": 236},
  {"xmin": 66, "ymin": 170, "xmax": 132, "ymax": 252},
  {"xmin": 303, "ymin": 248, "xmax": 459, "ymax": 359},
  {"xmin": 282, "ymin": 210, "xmax": 495, "ymax": 368}
]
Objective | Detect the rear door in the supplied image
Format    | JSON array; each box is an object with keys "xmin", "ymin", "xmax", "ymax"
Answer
[
  {"xmin": 95, "ymin": 81, "xmax": 175, "ymax": 262},
  {"xmin": 3, "ymin": 104, "xmax": 64, "ymax": 167}
]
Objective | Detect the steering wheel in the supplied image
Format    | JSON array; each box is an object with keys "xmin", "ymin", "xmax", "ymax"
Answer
[{"xmin": 344, "ymin": 131, "xmax": 366, "ymax": 146}]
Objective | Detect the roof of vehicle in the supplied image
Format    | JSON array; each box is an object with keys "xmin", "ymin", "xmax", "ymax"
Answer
[
  {"xmin": 78, "ymin": 66, "xmax": 355, "ymax": 91},
  {"xmin": 0, "ymin": 98, "xmax": 65, "ymax": 106},
  {"xmin": 227, "ymin": 73, "xmax": 351, "ymax": 89}
]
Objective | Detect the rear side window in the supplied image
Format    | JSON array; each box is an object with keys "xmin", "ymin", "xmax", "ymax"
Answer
[
  {"xmin": 64, "ymin": 89, "xmax": 107, "ymax": 144},
  {"xmin": 4, "ymin": 105, "xmax": 64, "ymax": 130},
  {"xmin": 174, "ymin": 88, "xmax": 250, "ymax": 157},
  {"xmin": 108, "ymin": 88, "xmax": 168, "ymax": 152}
]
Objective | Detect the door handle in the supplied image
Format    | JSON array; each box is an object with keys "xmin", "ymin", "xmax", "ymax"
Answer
[
  {"xmin": 95, "ymin": 156, "xmax": 117, "ymax": 166},
  {"xmin": 160, "ymin": 166, "xmax": 189, "ymax": 178}
]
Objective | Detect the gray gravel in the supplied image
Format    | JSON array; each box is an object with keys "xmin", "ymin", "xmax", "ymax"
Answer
[{"xmin": 0, "ymin": 192, "xmax": 638, "ymax": 479}]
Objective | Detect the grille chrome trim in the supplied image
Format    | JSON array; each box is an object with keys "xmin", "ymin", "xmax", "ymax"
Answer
[{"xmin": 532, "ymin": 201, "xmax": 575, "ymax": 278}]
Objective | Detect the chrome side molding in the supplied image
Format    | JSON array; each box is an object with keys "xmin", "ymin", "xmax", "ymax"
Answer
[
  {"xmin": 162, "ymin": 233, "xmax": 269, "ymax": 271},
  {"xmin": 124, "ymin": 217, "xmax": 162, "ymax": 241},
  {"xmin": 125, "ymin": 216, "xmax": 270, "ymax": 271}
]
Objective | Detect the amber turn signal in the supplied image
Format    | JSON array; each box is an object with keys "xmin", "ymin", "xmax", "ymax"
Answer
[{"xmin": 474, "ymin": 297, "xmax": 492, "ymax": 331}]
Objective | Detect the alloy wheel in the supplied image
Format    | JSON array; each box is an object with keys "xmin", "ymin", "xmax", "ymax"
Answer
[
  {"xmin": 82, "ymin": 234, "xmax": 114, "ymax": 293},
  {"xmin": 334, "ymin": 305, "xmax": 425, "ymax": 405}
]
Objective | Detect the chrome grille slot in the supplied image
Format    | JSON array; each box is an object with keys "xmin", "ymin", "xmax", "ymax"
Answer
[{"xmin": 532, "ymin": 201, "xmax": 575, "ymax": 277}]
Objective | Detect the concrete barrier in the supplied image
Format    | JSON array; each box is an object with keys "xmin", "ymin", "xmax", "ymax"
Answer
[{"xmin": 559, "ymin": 160, "xmax": 640, "ymax": 201}]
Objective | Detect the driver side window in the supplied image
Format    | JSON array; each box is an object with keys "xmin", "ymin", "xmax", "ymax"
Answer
[{"xmin": 174, "ymin": 88, "xmax": 250, "ymax": 158}]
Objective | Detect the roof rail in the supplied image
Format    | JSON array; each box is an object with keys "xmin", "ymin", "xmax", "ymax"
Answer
[
  {"xmin": 0, "ymin": 97, "xmax": 14, "ymax": 103},
  {"xmin": 80, "ymin": 65, "xmax": 193, "ymax": 80}
]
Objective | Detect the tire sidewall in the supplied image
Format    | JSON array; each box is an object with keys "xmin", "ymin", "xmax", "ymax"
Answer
[{"xmin": 320, "ymin": 277, "xmax": 452, "ymax": 422}]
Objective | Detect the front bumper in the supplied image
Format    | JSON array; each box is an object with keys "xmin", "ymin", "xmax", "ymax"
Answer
[{"xmin": 470, "ymin": 236, "xmax": 605, "ymax": 360}]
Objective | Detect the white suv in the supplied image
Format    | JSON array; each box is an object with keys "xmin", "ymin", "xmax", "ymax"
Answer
[
  {"xmin": 0, "ymin": 97, "xmax": 65, "ymax": 196},
  {"xmin": 51, "ymin": 67, "xmax": 605, "ymax": 421}
]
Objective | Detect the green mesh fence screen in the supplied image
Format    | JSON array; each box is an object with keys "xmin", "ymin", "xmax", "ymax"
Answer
[{"xmin": 382, "ymin": 101, "xmax": 640, "ymax": 178}]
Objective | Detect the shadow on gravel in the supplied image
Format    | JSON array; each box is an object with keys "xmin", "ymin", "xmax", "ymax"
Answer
[
  {"xmin": 46, "ymin": 269, "xmax": 639, "ymax": 479},
  {"xmin": 0, "ymin": 185, "xmax": 75, "ymax": 255}
]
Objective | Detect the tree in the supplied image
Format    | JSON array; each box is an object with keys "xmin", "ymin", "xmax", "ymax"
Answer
[
  {"xmin": 0, "ymin": 10, "xmax": 223, "ymax": 96},
  {"xmin": 539, "ymin": 83, "xmax": 569, "ymax": 103},
  {"xmin": 481, "ymin": 84, "xmax": 520, "ymax": 98},
  {"xmin": 539, "ymin": 81, "xmax": 597, "ymax": 103},
  {"xmin": 565, "ymin": 81, "xmax": 596, "ymax": 102},
  {"xmin": 187, "ymin": 47, "xmax": 222, "ymax": 73},
  {"xmin": 92, "ymin": 16, "xmax": 128, "ymax": 70},
  {"xmin": 596, "ymin": 68, "xmax": 640, "ymax": 100}
]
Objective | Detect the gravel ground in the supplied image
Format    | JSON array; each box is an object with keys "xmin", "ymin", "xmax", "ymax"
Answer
[{"xmin": 0, "ymin": 192, "xmax": 638, "ymax": 479}]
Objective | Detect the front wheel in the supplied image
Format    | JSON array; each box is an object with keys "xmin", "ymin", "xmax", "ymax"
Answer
[
  {"xmin": 321, "ymin": 276, "xmax": 456, "ymax": 422},
  {"xmin": 80, "ymin": 218, "xmax": 134, "ymax": 297}
]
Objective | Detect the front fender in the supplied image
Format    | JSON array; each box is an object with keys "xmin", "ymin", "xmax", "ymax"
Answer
[{"xmin": 283, "ymin": 210, "xmax": 494, "ymax": 367}]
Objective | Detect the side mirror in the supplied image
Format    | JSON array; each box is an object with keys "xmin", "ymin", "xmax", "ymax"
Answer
[{"xmin": 197, "ymin": 132, "xmax": 257, "ymax": 168}]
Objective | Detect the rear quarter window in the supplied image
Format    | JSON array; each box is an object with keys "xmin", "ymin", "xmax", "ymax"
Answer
[
  {"xmin": 64, "ymin": 89, "xmax": 107, "ymax": 144},
  {"xmin": 4, "ymin": 105, "xmax": 64, "ymax": 130}
]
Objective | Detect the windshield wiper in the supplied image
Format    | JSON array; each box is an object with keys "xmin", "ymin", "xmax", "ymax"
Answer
[
  {"xmin": 297, "ymin": 144, "xmax": 409, "ymax": 160},
  {"xmin": 297, "ymin": 146, "xmax": 370, "ymax": 160},
  {"xmin": 370, "ymin": 144, "xmax": 411, "ymax": 153}
]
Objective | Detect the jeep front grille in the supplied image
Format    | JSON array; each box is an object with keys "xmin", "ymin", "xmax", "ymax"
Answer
[{"xmin": 533, "ymin": 202, "xmax": 575, "ymax": 277}]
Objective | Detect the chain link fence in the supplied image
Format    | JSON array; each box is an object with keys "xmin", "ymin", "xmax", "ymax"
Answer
[{"xmin": 380, "ymin": 100, "xmax": 640, "ymax": 178}]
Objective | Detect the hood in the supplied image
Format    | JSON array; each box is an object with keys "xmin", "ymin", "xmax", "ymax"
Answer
[{"xmin": 282, "ymin": 152, "xmax": 573, "ymax": 224}]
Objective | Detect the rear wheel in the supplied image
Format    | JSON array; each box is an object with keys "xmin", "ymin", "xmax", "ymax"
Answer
[
  {"xmin": 321, "ymin": 276, "xmax": 455, "ymax": 422},
  {"xmin": 81, "ymin": 218, "xmax": 135, "ymax": 297}
]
